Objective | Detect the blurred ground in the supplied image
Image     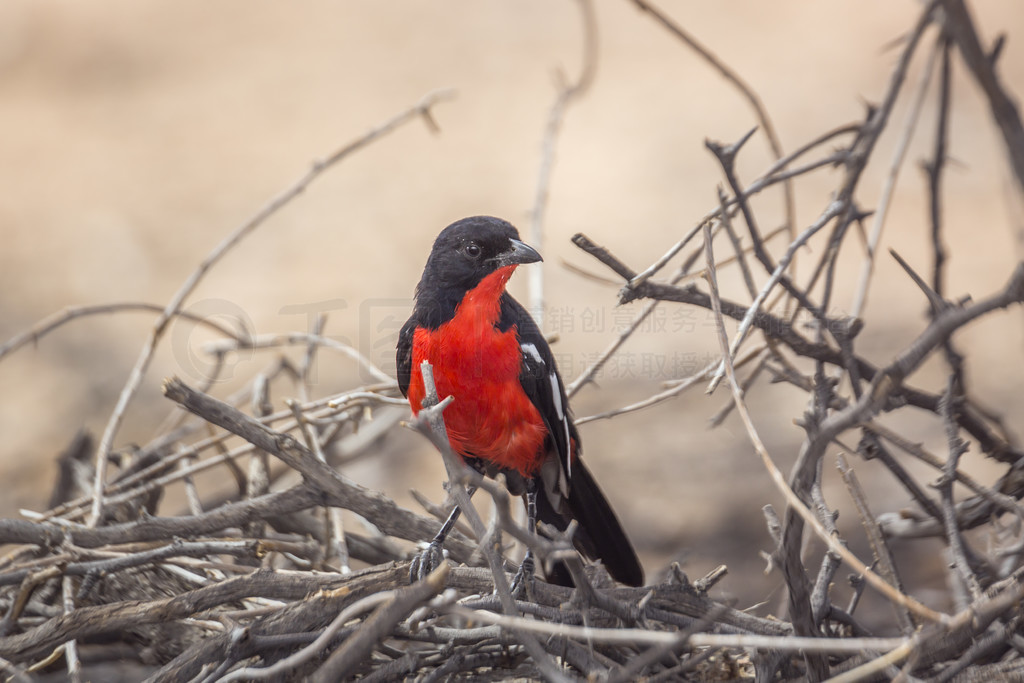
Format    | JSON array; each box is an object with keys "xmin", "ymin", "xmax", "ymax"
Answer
[{"xmin": 1, "ymin": 1, "xmax": 1023, "ymax": 629}]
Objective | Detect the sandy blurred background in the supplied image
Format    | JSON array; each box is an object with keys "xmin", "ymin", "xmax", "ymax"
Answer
[{"xmin": 2, "ymin": 1, "xmax": 1023, "ymax": 625}]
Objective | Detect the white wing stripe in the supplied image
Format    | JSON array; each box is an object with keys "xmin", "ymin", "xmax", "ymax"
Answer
[
  {"xmin": 521, "ymin": 342, "xmax": 543, "ymax": 364},
  {"xmin": 549, "ymin": 372, "xmax": 563, "ymax": 418},
  {"xmin": 549, "ymin": 371, "xmax": 572, "ymax": 478}
]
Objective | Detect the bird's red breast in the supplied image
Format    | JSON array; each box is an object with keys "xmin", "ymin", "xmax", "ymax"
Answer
[{"xmin": 406, "ymin": 265, "xmax": 548, "ymax": 476}]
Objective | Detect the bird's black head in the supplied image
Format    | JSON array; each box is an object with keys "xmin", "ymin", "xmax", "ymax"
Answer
[
  {"xmin": 412, "ymin": 216, "xmax": 542, "ymax": 328},
  {"xmin": 417, "ymin": 215, "xmax": 542, "ymax": 294}
]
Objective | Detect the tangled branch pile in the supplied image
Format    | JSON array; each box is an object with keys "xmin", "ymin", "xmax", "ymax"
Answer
[{"xmin": 2, "ymin": 0, "xmax": 1024, "ymax": 680}]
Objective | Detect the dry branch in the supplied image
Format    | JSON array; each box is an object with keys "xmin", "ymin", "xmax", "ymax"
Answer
[{"xmin": 161, "ymin": 377, "xmax": 478, "ymax": 562}]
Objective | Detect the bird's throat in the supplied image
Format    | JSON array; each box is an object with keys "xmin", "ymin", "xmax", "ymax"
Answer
[{"xmin": 456, "ymin": 265, "xmax": 517, "ymax": 328}]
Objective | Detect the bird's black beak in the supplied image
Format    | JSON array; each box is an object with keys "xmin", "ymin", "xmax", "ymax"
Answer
[{"xmin": 493, "ymin": 238, "xmax": 543, "ymax": 268}]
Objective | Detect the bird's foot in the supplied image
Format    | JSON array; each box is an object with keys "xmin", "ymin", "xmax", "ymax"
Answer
[
  {"xmin": 409, "ymin": 540, "xmax": 446, "ymax": 583},
  {"xmin": 509, "ymin": 550, "xmax": 536, "ymax": 599}
]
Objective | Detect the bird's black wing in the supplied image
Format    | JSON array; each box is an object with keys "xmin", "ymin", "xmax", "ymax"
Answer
[
  {"xmin": 396, "ymin": 315, "xmax": 417, "ymax": 398},
  {"xmin": 500, "ymin": 293, "xmax": 645, "ymax": 587},
  {"xmin": 499, "ymin": 293, "xmax": 577, "ymax": 488}
]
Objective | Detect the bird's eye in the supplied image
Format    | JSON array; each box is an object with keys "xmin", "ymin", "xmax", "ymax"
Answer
[{"xmin": 464, "ymin": 242, "xmax": 482, "ymax": 259}]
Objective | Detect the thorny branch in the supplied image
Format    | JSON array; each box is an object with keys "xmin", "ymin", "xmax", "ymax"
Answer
[
  {"xmin": 563, "ymin": 0, "xmax": 1024, "ymax": 677},
  {"xmin": 527, "ymin": 0, "xmax": 597, "ymax": 327}
]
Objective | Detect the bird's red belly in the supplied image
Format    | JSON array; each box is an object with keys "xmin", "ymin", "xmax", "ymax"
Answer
[{"xmin": 408, "ymin": 324, "xmax": 548, "ymax": 476}]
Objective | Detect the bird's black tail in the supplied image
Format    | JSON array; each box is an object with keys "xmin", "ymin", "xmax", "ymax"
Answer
[{"xmin": 534, "ymin": 460, "xmax": 644, "ymax": 587}]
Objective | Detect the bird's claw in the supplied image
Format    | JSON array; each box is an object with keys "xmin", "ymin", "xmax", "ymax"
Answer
[
  {"xmin": 509, "ymin": 551, "xmax": 536, "ymax": 599},
  {"xmin": 410, "ymin": 540, "xmax": 446, "ymax": 583}
]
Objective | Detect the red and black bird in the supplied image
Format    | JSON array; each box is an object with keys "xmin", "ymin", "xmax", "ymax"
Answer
[{"xmin": 397, "ymin": 215, "xmax": 643, "ymax": 587}]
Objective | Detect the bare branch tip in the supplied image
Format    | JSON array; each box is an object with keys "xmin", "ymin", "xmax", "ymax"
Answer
[
  {"xmin": 1008, "ymin": 261, "xmax": 1024, "ymax": 300},
  {"xmin": 161, "ymin": 376, "xmax": 183, "ymax": 397},
  {"xmin": 417, "ymin": 88, "xmax": 457, "ymax": 134}
]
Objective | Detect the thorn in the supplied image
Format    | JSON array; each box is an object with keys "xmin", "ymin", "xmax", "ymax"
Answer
[
  {"xmin": 888, "ymin": 249, "xmax": 947, "ymax": 313},
  {"xmin": 705, "ymin": 126, "xmax": 759, "ymax": 164},
  {"xmin": 989, "ymin": 34, "xmax": 1006, "ymax": 66}
]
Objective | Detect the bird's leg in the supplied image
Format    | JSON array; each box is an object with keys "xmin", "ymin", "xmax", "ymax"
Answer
[
  {"xmin": 410, "ymin": 485, "xmax": 476, "ymax": 583},
  {"xmin": 510, "ymin": 480, "xmax": 538, "ymax": 597}
]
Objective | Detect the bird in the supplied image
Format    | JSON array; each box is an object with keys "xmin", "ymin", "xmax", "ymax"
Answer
[{"xmin": 396, "ymin": 215, "xmax": 643, "ymax": 588}]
